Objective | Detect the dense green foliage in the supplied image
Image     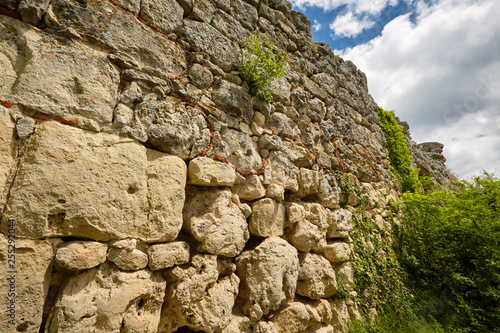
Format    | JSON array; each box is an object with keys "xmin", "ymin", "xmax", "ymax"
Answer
[
  {"xmin": 349, "ymin": 206, "xmax": 439, "ymax": 333},
  {"xmin": 349, "ymin": 173, "xmax": 500, "ymax": 332},
  {"xmin": 239, "ymin": 32, "xmax": 288, "ymax": 102},
  {"xmin": 377, "ymin": 107, "xmax": 420, "ymax": 193},
  {"xmin": 397, "ymin": 173, "xmax": 500, "ymax": 332}
]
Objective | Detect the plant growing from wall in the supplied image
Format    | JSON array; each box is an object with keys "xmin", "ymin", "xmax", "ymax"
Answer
[
  {"xmin": 239, "ymin": 31, "xmax": 288, "ymax": 102},
  {"xmin": 377, "ymin": 107, "xmax": 420, "ymax": 193}
]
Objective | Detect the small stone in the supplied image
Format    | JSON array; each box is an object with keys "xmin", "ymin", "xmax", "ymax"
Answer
[
  {"xmin": 250, "ymin": 121, "xmax": 264, "ymax": 135},
  {"xmin": 148, "ymin": 242, "xmax": 190, "ymax": 271},
  {"xmin": 55, "ymin": 241, "xmax": 108, "ymax": 270},
  {"xmin": 249, "ymin": 198, "xmax": 286, "ymax": 237},
  {"xmin": 239, "ymin": 121, "xmax": 252, "ymax": 135},
  {"xmin": 16, "ymin": 118, "xmax": 36, "ymax": 139},
  {"xmin": 324, "ymin": 242, "xmax": 351, "ymax": 263},
  {"xmin": 286, "ymin": 202, "xmax": 306, "ymax": 225},
  {"xmin": 231, "ymin": 174, "xmax": 266, "ymax": 201},
  {"xmin": 189, "ymin": 63, "xmax": 214, "ymax": 89},
  {"xmin": 253, "ymin": 111, "xmax": 266, "ymax": 126},
  {"xmin": 188, "ymin": 156, "xmax": 236, "ymax": 187},
  {"xmin": 107, "ymin": 247, "xmax": 148, "ymax": 271},
  {"xmin": 113, "ymin": 103, "xmax": 134, "ymax": 126},
  {"xmin": 266, "ymin": 183, "xmax": 284, "ymax": 202}
]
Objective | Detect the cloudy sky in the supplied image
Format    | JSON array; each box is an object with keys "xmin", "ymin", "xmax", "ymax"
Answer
[{"xmin": 291, "ymin": 0, "xmax": 500, "ymax": 179}]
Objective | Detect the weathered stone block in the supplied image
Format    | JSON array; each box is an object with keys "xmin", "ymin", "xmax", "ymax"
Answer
[
  {"xmin": 213, "ymin": 80, "xmax": 254, "ymax": 124},
  {"xmin": 183, "ymin": 20, "xmax": 241, "ymax": 72},
  {"xmin": 46, "ymin": 263, "xmax": 165, "ymax": 332},
  {"xmin": 188, "ymin": 156, "xmax": 236, "ymax": 187},
  {"xmin": 324, "ymin": 242, "xmax": 351, "ymax": 263},
  {"xmin": 2, "ymin": 121, "xmax": 185, "ymax": 242},
  {"xmin": 55, "ymin": 241, "xmax": 108, "ymax": 271},
  {"xmin": 1, "ymin": 17, "xmax": 119, "ymax": 124},
  {"xmin": 297, "ymin": 253, "xmax": 337, "ymax": 299},
  {"xmin": 184, "ymin": 188, "xmax": 249, "ymax": 257},
  {"xmin": 147, "ymin": 241, "xmax": 190, "ymax": 271},
  {"xmin": 0, "ymin": 235, "xmax": 53, "ymax": 333},
  {"xmin": 232, "ymin": 175, "xmax": 266, "ymax": 201},
  {"xmin": 159, "ymin": 254, "xmax": 239, "ymax": 333},
  {"xmin": 236, "ymin": 237, "xmax": 299, "ymax": 321},
  {"xmin": 249, "ymin": 198, "xmax": 285, "ymax": 237},
  {"xmin": 140, "ymin": 0, "xmax": 183, "ymax": 34}
]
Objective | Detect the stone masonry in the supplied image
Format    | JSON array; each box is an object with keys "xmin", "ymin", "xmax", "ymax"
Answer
[{"xmin": 0, "ymin": 1, "xmax": 455, "ymax": 332}]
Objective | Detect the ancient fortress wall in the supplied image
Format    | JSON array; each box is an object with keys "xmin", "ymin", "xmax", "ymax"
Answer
[{"xmin": 0, "ymin": 0, "xmax": 453, "ymax": 332}]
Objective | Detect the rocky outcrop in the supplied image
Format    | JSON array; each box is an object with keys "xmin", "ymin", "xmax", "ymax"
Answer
[
  {"xmin": 0, "ymin": 0, "xmax": 455, "ymax": 332},
  {"xmin": 398, "ymin": 119, "xmax": 456, "ymax": 186}
]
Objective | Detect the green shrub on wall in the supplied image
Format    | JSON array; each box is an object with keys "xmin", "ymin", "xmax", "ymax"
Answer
[
  {"xmin": 239, "ymin": 32, "xmax": 288, "ymax": 102},
  {"xmin": 377, "ymin": 107, "xmax": 420, "ymax": 193}
]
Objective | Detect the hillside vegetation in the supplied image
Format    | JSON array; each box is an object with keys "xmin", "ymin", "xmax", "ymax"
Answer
[{"xmin": 351, "ymin": 173, "xmax": 500, "ymax": 332}]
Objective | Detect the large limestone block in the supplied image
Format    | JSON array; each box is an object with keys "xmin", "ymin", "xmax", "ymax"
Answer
[
  {"xmin": 236, "ymin": 237, "xmax": 299, "ymax": 321},
  {"xmin": 211, "ymin": 9, "xmax": 251, "ymax": 42},
  {"xmin": 159, "ymin": 254, "xmax": 239, "ymax": 333},
  {"xmin": 333, "ymin": 262, "xmax": 355, "ymax": 288},
  {"xmin": 1, "ymin": 121, "xmax": 185, "ymax": 242},
  {"xmin": 55, "ymin": 241, "xmax": 108, "ymax": 270},
  {"xmin": 183, "ymin": 188, "xmax": 249, "ymax": 257},
  {"xmin": 188, "ymin": 156, "xmax": 236, "ymax": 187},
  {"xmin": 183, "ymin": 20, "xmax": 241, "ymax": 72},
  {"xmin": 46, "ymin": 263, "xmax": 166, "ymax": 333},
  {"xmin": 296, "ymin": 253, "xmax": 337, "ymax": 299},
  {"xmin": 249, "ymin": 198, "xmax": 285, "ymax": 237},
  {"xmin": 289, "ymin": 203, "xmax": 329, "ymax": 252},
  {"xmin": 139, "ymin": 0, "xmax": 183, "ymax": 34},
  {"xmin": 136, "ymin": 95, "xmax": 211, "ymax": 160},
  {"xmin": 0, "ymin": 106, "xmax": 16, "ymax": 192},
  {"xmin": 0, "ymin": 234, "xmax": 53, "ymax": 333},
  {"xmin": 220, "ymin": 308, "xmax": 253, "ymax": 333},
  {"xmin": 329, "ymin": 299, "xmax": 349, "ymax": 333},
  {"xmin": 146, "ymin": 150, "xmax": 187, "ymax": 240},
  {"xmin": 0, "ymin": 17, "xmax": 119, "ymax": 124},
  {"xmin": 0, "ymin": 17, "xmax": 21, "ymax": 98},
  {"xmin": 50, "ymin": 0, "xmax": 186, "ymax": 74}
]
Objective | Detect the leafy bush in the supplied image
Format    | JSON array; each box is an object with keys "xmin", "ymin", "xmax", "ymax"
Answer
[
  {"xmin": 377, "ymin": 107, "xmax": 420, "ymax": 193},
  {"xmin": 397, "ymin": 172, "xmax": 500, "ymax": 332},
  {"xmin": 239, "ymin": 32, "xmax": 288, "ymax": 102}
]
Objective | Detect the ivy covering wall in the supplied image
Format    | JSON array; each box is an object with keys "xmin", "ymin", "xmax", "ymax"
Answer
[{"xmin": 377, "ymin": 108, "xmax": 420, "ymax": 193}]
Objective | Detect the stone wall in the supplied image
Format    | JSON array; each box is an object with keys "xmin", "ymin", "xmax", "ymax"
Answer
[{"xmin": 0, "ymin": 1, "xmax": 454, "ymax": 332}]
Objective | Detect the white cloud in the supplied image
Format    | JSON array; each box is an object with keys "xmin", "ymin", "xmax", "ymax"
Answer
[
  {"xmin": 338, "ymin": 0, "xmax": 500, "ymax": 178},
  {"xmin": 312, "ymin": 19, "xmax": 322, "ymax": 32},
  {"xmin": 292, "ymin": 0, "xmax": 398, "ymax": 14},
  {"xmin": 329, "ymin": 12, "xmax": 376, "ymax": 37}
]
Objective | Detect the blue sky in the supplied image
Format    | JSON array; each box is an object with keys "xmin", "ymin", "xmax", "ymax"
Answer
[{"xmin": 290, "ymin": 0, "xmax": 500, "ymax": 179}]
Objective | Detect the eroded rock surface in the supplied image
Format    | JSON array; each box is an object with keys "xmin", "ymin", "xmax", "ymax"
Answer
[
  {"xmin": 159, "ymin": 254, "xmax": 239, "ymax": 333},
  {"xmin": 46, "ymin": 263, "xmax": 166, "ymax": 333},
  {"xmin": 236, "ymin": 237, "xmax": 299, "ymax": 321}
]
